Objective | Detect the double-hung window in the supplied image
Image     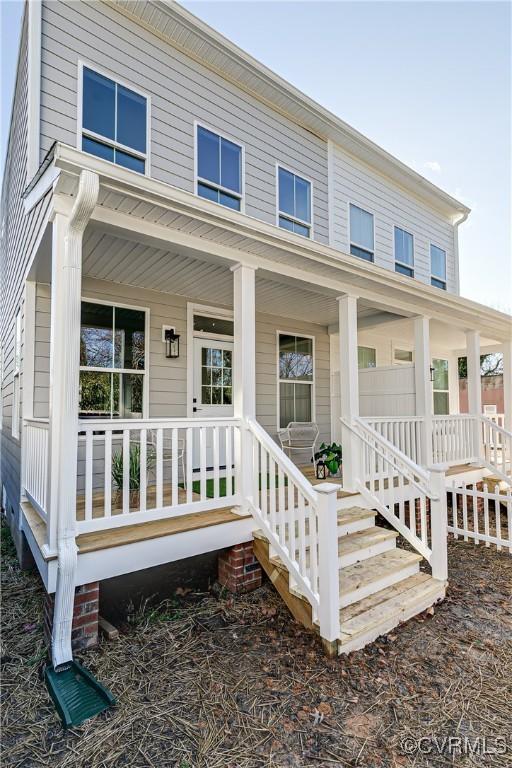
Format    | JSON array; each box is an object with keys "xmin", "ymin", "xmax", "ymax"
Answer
[
  {"xmin": 430, "ymin": 244, "xmax": 447, "ymax": 289},
  {"xmin": 349, "ymin": 204, "xmax": 374, "ymax": 261},
  {"xmin": 432, "ymin": 358, "xmax": 449, "ymax": 414},
  {"xmin": 394, "ymin": 226, "xmax": 414, "ymax": 277},
  {"xmin": 12, "ymin": 311, "xmax": 21, "ymax": 439},
  {"xmin": 81, "ymin": 66, "xmax": 148, "ymax": 174},
  {"xmin": 196, "ymin": 125, "xmax": 242, "ymax": 211},
  {"xmin": 277, "ymin": 167, "xmax": 311, "ymax": 237},
  {"xmin": 278, "ymin": 333, "xmax": 314, "ymax": 427},
  {"xmin": 79, "ymin": 301, "xmax": 147, "ymax": 419}
]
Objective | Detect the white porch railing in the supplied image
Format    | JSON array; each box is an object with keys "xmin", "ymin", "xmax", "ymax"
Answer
[
  {"xmin": 22, "ymin": 419, "xmax": 49, "ymax": 519},
  {"xmin": 361, "ymin": 417, "xmax": 424, "ymax": 465},
  {"xmin": 480, "ymin": 416, "xmax": 512, "ymax": 483},
  {"xmin": 76, "ymin": 418, "xmax": 242, "ymax": 533},
  {"xmin": 432, "ymin": 415, "xmax": 478, "ymax": 464},
  {"xmin": 342, "ymin": 417, "xmax": 448, "ymax": 578},
  {"xmin": 246, "ymin": 418, "xmax": 340, "ymax": 643},
  {"xmin": 448, "ymin": 481, "xmax": 512, "ymax": 553}
]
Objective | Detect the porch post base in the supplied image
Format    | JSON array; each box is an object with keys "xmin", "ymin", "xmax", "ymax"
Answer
[
  {"xmin": 218, "ymin": 542, "xmax": 262, "ymax": 594},
  {"xmin": 321, "ymin": 637, "xmax": 338, "ymax": 658}
]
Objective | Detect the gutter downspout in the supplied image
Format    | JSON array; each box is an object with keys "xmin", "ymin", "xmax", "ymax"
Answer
[
  {"xmin": 453, "ymin": 211, "xmax": 469, "ymax": 296},
  {"xmin": 51, "ymin": 170, "xmax": 99, "ymax": 668}
]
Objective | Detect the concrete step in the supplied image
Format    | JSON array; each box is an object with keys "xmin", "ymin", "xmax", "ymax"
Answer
[
  {"xmin": 340, "ymin": 549, "xmax": 422, "ymax": 608},
  {"xmin": 338, "ymin": 572, "xmax": 446, "ymax": 654}
]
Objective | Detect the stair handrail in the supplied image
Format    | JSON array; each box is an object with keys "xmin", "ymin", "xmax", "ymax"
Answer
[
  {"xmin": 479, "ymin": 415, "xmax": 512, "ymax": 485},
  {"xmin": 351, "ymin": 417, "xmax": 433, "ymax": 496},
  {"xmin": 341, "ymin": 416, "xmax": 446, "ymax": 568},
  {"xmin": 479, "ymin": 414, "xmax": 512, "ymax": 440}
]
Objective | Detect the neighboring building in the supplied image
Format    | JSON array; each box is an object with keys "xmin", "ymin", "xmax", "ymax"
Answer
[
  {"xmin": 459, "ymin": 375, "xmax": 504, "ymax": 415},
  {"xmin": 1, "ymin": 1, "xmax": 511, "ymax": 666}
]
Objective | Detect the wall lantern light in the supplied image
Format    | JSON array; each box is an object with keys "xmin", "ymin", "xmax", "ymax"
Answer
[
  {"xmin": 430, "ymin": 365, "xmax": 435, "ymax": 382},
  {"xmin": 163, "ymin": 326, "xmax": 180, "ymax": 359}
]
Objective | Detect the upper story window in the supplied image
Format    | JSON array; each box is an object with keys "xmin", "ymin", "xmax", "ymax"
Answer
[
  {"xmin": 81, "ymin": 66, "xmax": 148, "ymax": 174},
  {"xmin": 430, "ymin": 244, "xmax": 447, "ymax": 290},
  {"xmin": 79, "ymin": 301, "xmax": 147, "ymax": 419},
  {"xmin": 196, "ymin": 125, "xmax": 242, "ymax": 211},
  {"xmin": 394, "ymin": 226, "xmax": 414, "ymax": 277},
  {"xmin": 277, "ymin": 167, "xmax": 311, "ymax": 237},
  {"xmin": 349, "ymin": 204, "xmax": 374, "ymax": 261}
]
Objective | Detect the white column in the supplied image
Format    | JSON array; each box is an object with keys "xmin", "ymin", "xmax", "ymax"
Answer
[
  {"xmin": 466, "ymin": 330, "xmax": 482, "ymax": 458},
  {"xmin": 447, "ymin": 352, "xmax": 460, "ymax": 415},
  {"xmin": 232, "ymin": 264, "xmax": 256, "ymax": 510},
  {"xmin": 338, "ymin": 294, "xmax": 360, "ymax": 490},
  {"xmin": 502, "ymin": 339, "xmax": 512, "ymax": 432},
  {"xmin": 49, "ymin": 171, "xmax": 99, "ymax": 667},
  {"xmin": 316, "ymin": 482, "xmax": 341, "ymax": 656},
  {"xmin": 429, "ymin": 465, "xmax": 448, "ymax": 582},
  {"xmin": 414, "ymin": 316, "xmax": 433, "ymax": 466}
]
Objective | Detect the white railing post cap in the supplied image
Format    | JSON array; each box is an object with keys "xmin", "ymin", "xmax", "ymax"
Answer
[
  {"xmin": 314, "ymin": 482, "xmax": 341, "ymax": 495},
  {"xmin": 428, "ymin": 463, "xmax": 449, "ymax": 474}
]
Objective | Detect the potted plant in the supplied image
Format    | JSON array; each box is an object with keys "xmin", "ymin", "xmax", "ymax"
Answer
[
  {"xmin": 313, "ymin": 442, "xmax": 343, "ymax": 478},
  {"xmin": 112, "ymin": 443, "xmax": 153, "ymax": 507}
]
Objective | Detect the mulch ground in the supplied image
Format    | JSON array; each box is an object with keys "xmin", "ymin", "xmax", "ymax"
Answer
[{"xmin": 1, "ymin": 522, "xmax": 511, "ymax": 768}]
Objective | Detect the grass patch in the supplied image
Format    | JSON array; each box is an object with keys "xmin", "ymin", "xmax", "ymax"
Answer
[{"xmin": 180, "ymin": 473, "xmax": 287, "ymax": 499}]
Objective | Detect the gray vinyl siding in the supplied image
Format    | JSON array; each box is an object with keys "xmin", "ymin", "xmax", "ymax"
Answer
[
  {"xmin": 34, "ymin": 283, "xmax": 51, "ymax": 419},
  {"xmin": 35, "ymin": 278, "xmax": 331, "ymax": 449},
  {"xmin": 39, "ymin": 0, "xmax": 329, "ymax": 242},
  {"xmin": 331, "ymin": 144, "xmax": 457, "ymax": 292}
]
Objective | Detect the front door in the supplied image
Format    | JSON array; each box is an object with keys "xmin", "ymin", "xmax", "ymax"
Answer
[{"xmin": 192, "ymin": 337, "xmax": 234, "ymax": 469}]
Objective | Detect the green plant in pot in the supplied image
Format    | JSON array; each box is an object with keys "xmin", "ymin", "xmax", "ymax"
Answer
[
  {"xmin": 111, "ymin": 443, "xmax": 154, "ymax": 507},
  {"xmin": 313, "ymin": 442, "xmax": 342, "ymax": 477}
]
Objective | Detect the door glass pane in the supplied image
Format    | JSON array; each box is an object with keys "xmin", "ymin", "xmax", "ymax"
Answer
[
  {"xmin": 197, "ymin": 126, "xmax": 220, "ymax": 185},
  {"xmin": 294, "ymin": 176, "xmax": 311, "ymax": 223},
  {"xmin": 434, "ymin": 391, "xmax": 449, "ymax": 415},
  {"xmin": 220, "ymin": 137, "xmax": 241, "ymax": 193},
  {"xmin": 202, "ymin": 386, "xmax": 212, "ymax": 405},
  {"xmin": 212, "ymin": 387, "xmax": 222, "ymax": 404},
  {"xmin": 114, "ymin": 307, "xmax": 145, "ymax": 370},
  {"xmin": 79, "ymin": 371, "xmax": 112, "ymax": 418},
  {"xmin": 193, "ymin": 315, "xmax": 234, "ymax": 336},
  {"xmin": 116, "ymin": 85, "xmax": 146, "ymax": 153},
  {"xmin": 433, "ymin": 359, "xmax": 449, "ymax": 391},
  {"xmin": 80, "ymin": 302, "xmax": 114, "ymax": 367},
  {"xmin": 223, "ymin": 387, "xmax": 232, "ymax": 405},
  {"xmin": 223, "ymin": 350, "xmax": 232, "ymax": 368},
  {"xmin": 83, "ymin": 67, "xmax": 115, "ymax": 140},
  {"xmin": 202, "ymin": 367, "xmax": 211, "ymax": 385},
  {"xmin": 278, "ymin": 168, "xmax": 294, "ymax": 216}
]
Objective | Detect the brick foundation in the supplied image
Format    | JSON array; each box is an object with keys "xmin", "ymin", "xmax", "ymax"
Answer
[
  {"xmin": 218, "ymin": 542, "xmax": 262, "ymax": 594},
  {"xmin": 44, "ymin": 582, "xmax": 99, "ymax": 653}
]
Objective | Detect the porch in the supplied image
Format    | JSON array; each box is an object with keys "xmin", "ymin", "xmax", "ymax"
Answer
[{"xmin": 19, "ymin": 151, "xmax": 512, "ymax": 664}]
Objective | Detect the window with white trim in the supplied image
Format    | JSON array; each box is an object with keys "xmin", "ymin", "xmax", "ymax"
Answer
[
  {"xmin": 432, "ymin": 358, "xmax": 449, "ymax": 414},
  {"xmin": 430, "ymin": 244, "xmax": 447, "ymax": 290},
  {"xmin": 277, "ymin": 167, "xmax": 311, "ymax": 237},
  {"xmin": 79, "ymin": 301, "xmax": 146, "ymax": 419},
  {"xmin": 278, "ymin": 333, "xmax": 314, "ymax": 427},
  {"xmin": 394, "ymin": 348, "xmax": 413, "ymax": 364},
  {"xmin": 394, "ymin": 226, "xmax": 414, "ymax": 277},
  {"xmin": 349, "ymin": 204, "xmax": 374, "ymax": 261},
  {"xmin": 12, "ymin": 311, "xmax": 21, "ymax": 439},
  {"xmin": 81, "ymin": 66, "xmax": 147, "ymax": 174},
  {"xmin": 196, "ymin": 125, "xmax": 242, "ymax": 211},
  {"xmin": 358, "ymin": 346, "xmax": 376, "ymax": 369}
]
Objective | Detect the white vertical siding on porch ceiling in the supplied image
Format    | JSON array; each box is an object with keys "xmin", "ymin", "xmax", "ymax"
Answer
[
  {"xmin": 39, "ymin": 0, "xmax": 329, "ymax": 241},
  {"xmin": 331, "ymin": 144, "xmax": 457, "ymax": 293}
]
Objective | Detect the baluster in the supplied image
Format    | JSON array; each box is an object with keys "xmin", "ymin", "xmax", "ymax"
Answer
[
  {"xmin": 85, "ymin": 429, "xmax": 93, "ymax": 521},
  {"xmin": 507, "ymin": 490, "xmax": 512, "ymax": 555},
  {"xmin": 473, "ymin": 478, "xmax": 479, "ymax": 543},
  {"xmin": 123, "ymin": 428, "xmax": 130, "ymax": 514},
  {"xmin": 494, "ymin": 484, "xmax": 502, "ymax": 551},
  {"xmin": 186, "ymin": 427, "xmax": 193, "ymax": 504},
  {"xmin": 462, "ymin": 482, "xmax": 468, "ymax": 541},
  {"xmin": 156, "ymin": 427, "xmax": 163, "ymax": 508},
  {"xmin": 397, "ymin": 472, "xmax": 405, "ymax": 524},
  {"xmin": 419, "ymin": 495, "xmax": 427, "ymax": 546},
  {"xmin": 278, "ymin": 466, "xmax": 285, "ymax": 545},
  {"xmin": 483, "ymin": 485, "xmax": 490, "ymax": 547},
  {"xmin": 308, "ymin": 500, "xmax": 319, "ymax": 596},
  {"xmin": 172, "ymin": 427, "xmax": 179, "ymax": 506},
  {"xmin": 261, "ymin": 447, "xmax": 268, "ymax": 519},
  {"xmin": 212, "ymin": 426, "xmax": 220, "ymax": 500},
  {"xmin": 297, "ymin": 493, "xmax": 306, "ymax": 573},
  {"xmin": 199, "ymin": 426, "xmax": 207, "ymax": 501},
  {"xmin": 288, "ymin": 481, "xmax": 296, "ymax": 557},
  {"xmin": 269, "ymin": 456, "xmax": 276, "ymax": 532},
  {"xmin": 104, "ymin": 428, "xmax": 112, "ymax": 517},
  {"xmin": 252, "ymin": 434, "xmax": 260, "ymax": 509},
  {"xmin": 225, "ymin": 426, "xmax": 233, "ymax": 497},
  {"xmin": 451, "ymin": 486, "xmax": 458, "ymax": 538},
  {"xmin": 139, "ymin": 428, "xmax": 146, "ymax": 513}
]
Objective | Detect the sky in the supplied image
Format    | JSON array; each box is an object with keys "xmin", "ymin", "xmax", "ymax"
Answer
[{"xmin": 1, "ymin": 0, "xmax": 511, "ymax": 314}]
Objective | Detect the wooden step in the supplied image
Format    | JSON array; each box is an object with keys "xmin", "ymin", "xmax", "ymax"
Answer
[
  {"xmin": 338, "ymin": 573, "xmax": 446, "ymax": 654},
  {"xmin": 338, "ymin": 527, "xmax": 398, "ymax": 568},
  {"xmin": 338, "ymin": 506, "xmax": 375, "ymax": 536},
  {"xmin": 340, "ymin": 549, "xmax": 422, "ymax": 608}
]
